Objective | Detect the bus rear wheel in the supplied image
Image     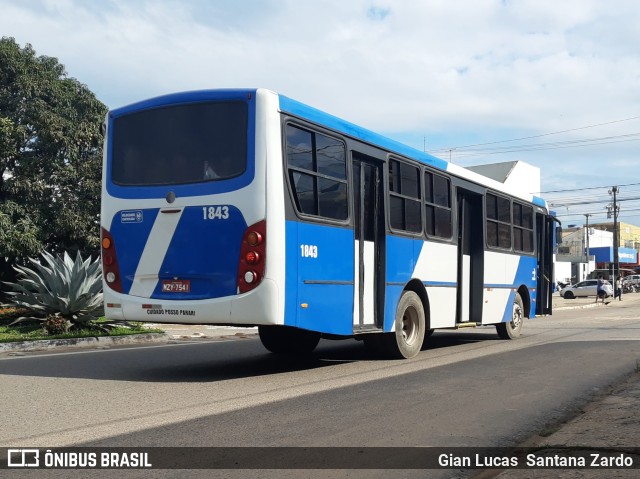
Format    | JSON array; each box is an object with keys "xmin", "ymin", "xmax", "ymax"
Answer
[
  {"xmin": 496, "ymin": 293, "xmax": 524, "ymax": 339},
  {"xmin": 381, "ymin": 290, "xmax": 425, "ymax": 359},
  {"xmin": 258, "ymin": 325, "xmax": 320, "ymax": 355}
]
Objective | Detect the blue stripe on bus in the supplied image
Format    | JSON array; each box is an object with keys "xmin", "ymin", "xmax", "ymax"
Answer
[
  {"xmin": 384, "ymin": 284, "xmax": 404, "ymax": 332},
  {"xmin": 150, "ymin": 205, "xmax": 247, "ymax": 300},
  {"xmin": 106, "ymin": 89, "xmax": 257, "ymax": 199},
  {"xmin": 422, "ymin": 281, "xmax": 457, "ymax": 287},
  {"xmin": 532, "ymin": 196, "xmax": 546, "ymax": 207},
  {"xmin": 109, "ymin": 208, "xmax": 160, "ymax": 294},
  {"xmin": 285, "ymin": 220, "xmax": 355, "ymax": 335},
  {"xmin": 384, "ymin": 235, "xmax": 424, "ymax": 331},
  {"xmin": 515, "ymin": 255, "xmax": 539, "ymax": 319},
  {"xmin": 110, "ymin": 89, "xmax": 258, "ymax": 115},
  {"xmin": 279, "ymin": 95, "xmax": 449, "ymax": 172},
  {"xmin": 501, "ymin": 289, "xmax": 518, "ymax": 323}
]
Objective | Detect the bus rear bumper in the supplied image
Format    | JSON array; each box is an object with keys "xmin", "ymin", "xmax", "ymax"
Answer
[{"xmin": 104, "ymin": 278, "xmax": 281, "ymax": 326}]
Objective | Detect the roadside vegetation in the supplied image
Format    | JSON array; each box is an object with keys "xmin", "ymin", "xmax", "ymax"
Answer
[
  {"xmin": 1, "ymin": 250, "xmax": 163, "ymax": 343},
  {"xmin": 0, "ymin": 308, "xmax": 159, "ymax": 343},
  {"xmin": 0, "ymin": 39, "xmax": 162, "ymax": 345}
]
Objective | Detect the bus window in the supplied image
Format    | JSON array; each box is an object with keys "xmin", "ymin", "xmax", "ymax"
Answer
[
  {"xmin": 111, "ymin": 101, "xmax": 247, "ymax": 186},
  {"xmin": 424, "ymin": 171, "xmax": 452, "ymax": 239},
  {"xmin": 389, "ymin": 159, "xmax": 421, "ymax": 233},
  {"xmin": 487, "ymin": 193, "xmax": 512, "ymax": 249},
  {"xmin": 513, "ymin": 202, "xmax": 534, "ymax": 253},
  {"xmin": 286, "ymin": 124, "xmax": 348, "ymax": 221}
]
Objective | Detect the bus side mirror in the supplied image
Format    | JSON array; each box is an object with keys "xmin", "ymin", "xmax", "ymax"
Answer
[{"xmin": 555, "ymin": 226, "xmax": 563, "ymax": 243}]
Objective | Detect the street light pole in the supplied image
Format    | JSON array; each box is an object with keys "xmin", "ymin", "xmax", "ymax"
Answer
[
  {"xmin": 610, "ymin": 186, "xmax": 620, "ymax": 301},
  {"xmin": 584, "ymin": 213, "xmax": 591, "ymax": 277}
]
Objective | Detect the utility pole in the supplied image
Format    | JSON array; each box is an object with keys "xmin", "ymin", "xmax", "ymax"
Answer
[
  {"xmin": 609, "ymin": 186, "xmax": 620, "ymax": 300},
  {"xmin": 584, "ymin": 213, "xmax": 591, "ymax": 277}
]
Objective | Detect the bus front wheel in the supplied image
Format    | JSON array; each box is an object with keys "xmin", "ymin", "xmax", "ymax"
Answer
[
  {"xmin": 382, "ymin": 290, "xmax": 425, "ymax": 359},
  {"xmin": 496, "ymin": 293, "xmax": 524, "ymax": 340},
  {"xmin": 258, "ymin": 325, "xmax": 320, "ymax": 355}
]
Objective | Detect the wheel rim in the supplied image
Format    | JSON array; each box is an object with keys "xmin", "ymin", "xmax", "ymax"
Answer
[
  {"xmin": 511, "ymin": 302, "xmax": 523, "ymax": 330},
  {"xmin": 401, "ymin": 306, "xmax": 419, "ymax": 345}
]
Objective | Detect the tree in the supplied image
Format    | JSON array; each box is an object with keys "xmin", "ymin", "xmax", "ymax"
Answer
[{"xmin": 0, "ymin": 37, "xmax": 107, "ymax": 285}]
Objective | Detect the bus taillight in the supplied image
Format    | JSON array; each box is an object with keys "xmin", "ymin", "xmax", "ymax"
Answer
[
  {"xmin": 245, "ymin": 251, "xmax": 260, "ymax": 265},
  {"xmin": 238, "ymin": 220, "xmax": 266, "ymax": 294},
  {"xmin": 101, "ymin": 227, "xmax": 123, "ymax": 293}
]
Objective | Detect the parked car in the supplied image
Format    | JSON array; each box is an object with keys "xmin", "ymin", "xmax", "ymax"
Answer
[
  {"xmin": 622, "ymin": 274, "xmax": 640, "ymax": 286},
  {"xmin": 560, "ymin": 279, "xmax": 613, "ymax": 299}
]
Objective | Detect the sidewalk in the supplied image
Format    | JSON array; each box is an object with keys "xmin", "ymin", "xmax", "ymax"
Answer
[
  {"xmin": 487, "ymin": 370, "xmax": 640, "ymax": 478},
  {"xmin": 145, "ymin": 323, "xmax": 258, "ymax": 341},
  {"xmin": 553, "ymin": 292, "xmax": 632, "ymax": 311},
  {"xmin": 487, "ymin": 293, "xmax": 640, "ymax": 478}
]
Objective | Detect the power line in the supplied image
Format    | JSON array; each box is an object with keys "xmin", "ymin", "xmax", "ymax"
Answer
[
  {"xmin": 444, "ymin": 135, "xmax": 640, "ymax": 159},
  {"xmin": 540, "ymin": 182, "xmax": 640, "ymax": 194},
  {"xmin": 445, "ymin": 132, "xmax": 640, "ymax": 156},
  {"xmin": 429, "ymin": 115, "xmax": 640, "ymax": 152},
  {"xmin": 550, "ymin": 196, "xmax": 640, "ymax": 208}
]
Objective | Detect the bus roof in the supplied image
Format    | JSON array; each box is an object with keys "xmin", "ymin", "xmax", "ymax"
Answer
[{"xmin": 278, "ymin": 92, "xmax": 547, "ymax": 209}]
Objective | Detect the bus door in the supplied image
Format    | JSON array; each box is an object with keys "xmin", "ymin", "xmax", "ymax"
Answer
[
  {"xmin": 352, "ymin": 153, "xmax": 385, "ymax": 331},
  {"xmin": 535, "ymin": 213, "xmax": 554, "ymax": 315},
  {"xmin": 456, "ymin": 190, "xmax": 484, "ymax": 323}
]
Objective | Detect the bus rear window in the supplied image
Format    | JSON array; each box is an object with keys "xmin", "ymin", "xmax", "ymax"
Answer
[{"xmin": 111, "ymin": 101, "xmax": 248, "ymax": 186}]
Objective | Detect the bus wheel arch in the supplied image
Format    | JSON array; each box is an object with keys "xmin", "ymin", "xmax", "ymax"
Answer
[
  {"xmin": 382, "ymin": 281, "xmax": 428, "ymax": 359},
  {"xmin": 404, "ymin": 279, "xmax": 434, "ymax": 350},
  {"xmin": 517, "ymin": 285, "xmax": 531, "ymax": 319},
  {"xmin": 258, "ymin": 325, "xmax": 320, "ymax": 355},
  {"xmin": 496, "ymin": 291, "xmax": 525, "ymax": 340}
]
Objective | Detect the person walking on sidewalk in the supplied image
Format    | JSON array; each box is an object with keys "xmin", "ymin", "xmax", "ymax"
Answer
[
  {"xmin": 615, "ymin": 277, "xmax": 623, "ymax": 301},
  {"xmin": 596, "ymin": 275, "xmax": 607, "ymax": 305}
]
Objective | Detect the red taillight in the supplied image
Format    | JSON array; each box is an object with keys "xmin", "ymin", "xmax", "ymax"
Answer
[
  {"xmin": 245, "ymin": 251, "xmax": 260, "ymax": 265},
  {"xmin": 238, "ymin": 220, "xmax": 266, "ymax": 294},
  {"xmin": 101, "ymin": 227, "xmax": 122, "ymax": 293}
]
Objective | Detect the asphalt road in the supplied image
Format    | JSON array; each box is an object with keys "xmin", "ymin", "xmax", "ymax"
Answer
[{"xmin": 1, "ymin": 299, "xmax": 639, "ymax": 478}]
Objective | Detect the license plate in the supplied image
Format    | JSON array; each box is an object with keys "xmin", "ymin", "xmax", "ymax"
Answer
[{"xmin": 162, "ymin": 280, "xmax": 191, "ymax": 293}]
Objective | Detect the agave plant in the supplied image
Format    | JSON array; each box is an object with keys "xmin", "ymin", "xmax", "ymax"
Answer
[{"xmin": 2, "ymin": 250, "xmax": 105, "ymax": 330}]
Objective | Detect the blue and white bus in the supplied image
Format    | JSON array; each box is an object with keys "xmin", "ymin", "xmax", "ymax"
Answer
[{"xmin": 101, "ymin": 88, "xmax": 555, "ymax": 359}]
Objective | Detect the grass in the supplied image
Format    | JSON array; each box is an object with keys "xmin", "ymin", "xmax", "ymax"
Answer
[{"xmin": 0, "ymin": 307, "xmax": 164, "ymax": 343}]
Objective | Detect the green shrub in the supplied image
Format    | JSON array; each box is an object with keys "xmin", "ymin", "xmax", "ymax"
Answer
[{"xmin": 2, "ymin": 250, "xmax": 105, "ymax": 330}]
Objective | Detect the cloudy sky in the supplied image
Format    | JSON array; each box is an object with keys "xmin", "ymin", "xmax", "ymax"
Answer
[{"xmin": 2, "ymin": 0, "xmax": 639, "ymax": 228}]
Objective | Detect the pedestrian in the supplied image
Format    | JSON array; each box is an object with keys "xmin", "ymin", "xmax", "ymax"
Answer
[
  {"xmin": 615, "ymin": 277, "xmax": 623, "ymax": 301},
  {"xmin": 596, "ymin": 275, "xmax": 607, "ymax": 305}
]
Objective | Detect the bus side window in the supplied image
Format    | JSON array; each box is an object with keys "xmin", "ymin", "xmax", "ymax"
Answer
[
  {"xmin": 487, "ymin": 193, "xmax": 512, "ymax": 250},
  {"xmin": 285, "ymin": 124, "xmax": 348, "ymax": 221},
  {"xmin": 389, "ymin": 159, "xmax": 422, "ymax": 233},
  {"xmin": 424, "ymin": 171, "xmax": 452, "ymax": 239}
]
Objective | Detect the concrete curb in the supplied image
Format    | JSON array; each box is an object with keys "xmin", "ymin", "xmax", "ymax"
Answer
[
  {"xmin": 554, "ymin": 294, "xmax": 640, "ymax": 311},
  {"xmin": 554, "ymin": 302, "xmax": 601, "ymax": 311},
  {"xmin": 0, "ymin": 332, "xmax": 169, "ymax": 354}
]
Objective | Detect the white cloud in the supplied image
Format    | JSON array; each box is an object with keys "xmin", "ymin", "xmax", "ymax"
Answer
[{"xmin": 1, "ymin": 0, "xmax": 639, "ymax": 224}]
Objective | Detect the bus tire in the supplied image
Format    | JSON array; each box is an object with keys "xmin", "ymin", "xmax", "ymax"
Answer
[
  {"xmin": 382, "ymin": 290, "xmax": 425, "ymax": 359},
  {"xmin": 258, "ymin": 325, "xmax": 320, "ymax": 355},
  {"xmin": 421, "ymin": 329, "xmax": 435, "ymax": 350},
  {"xmin": 496, "ymin": 293, "xmax": 524, "ymax": 340}
]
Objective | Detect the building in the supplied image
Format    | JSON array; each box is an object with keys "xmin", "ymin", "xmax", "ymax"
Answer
[
  {"xmin": 554, "ymin": 227, "xmax": 609, "ymax": 283},
  {"xmin": 558, "ymin": 227, "xmax": 612, "ymax": 257},
  {"xmin": 589, "ymin": 222, "xmax": 640, "ymax": 251},
  {"xmin": 466, "ymin": 160, "xmax": 541, "ymax": 195}
]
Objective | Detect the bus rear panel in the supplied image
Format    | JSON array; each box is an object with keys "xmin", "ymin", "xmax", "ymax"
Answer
[{"xmin": 101, "ymin": 89, "xmax": 284, "ymax": 326}]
